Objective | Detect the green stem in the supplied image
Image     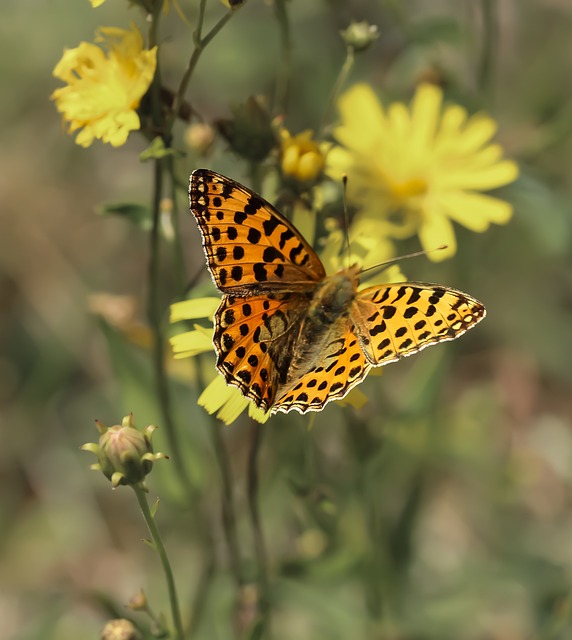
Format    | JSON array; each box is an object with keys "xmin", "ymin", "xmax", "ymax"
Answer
[
  {"xmin": 247, "ymin": 422, "xmax": 271, "ymax": 634},
  {"xmin": 133, "ymin": 486, "xmax": 185, "ymax": 640},
  {"xmin": 209, "ymin": 417, "xmax": 243, "ymax": 587},
  {"xmin": 319, "ymin": 45, "xmax": 355, "ymax": 137},
  {"xmin": 345, "ymin": 413, "xmax": 387, "ymax": 619},
  {"xmin": 167, "ymin": 2, "xmax": 236, "ymax": 133},
  {"xmin": 272, "ymin": 0, "xmax": 292, "ymax": 116},
  {"xmin": 144, "ymin": 0, "xmax": 195, "ymax": 498},
  {"xmin": 148, "ymin": 159, "xmax": 196, "ymax": 498},
  {"xmin": 478, "ymin": 0, "xmax": 497, "ymax": 100},
  {"xmin": 187, "ymin": 552, "xmax": 216, "ymax": 637},
  {"xmin": 167, "ymin": 154, "xmax": 187, "ymax": 296},
  {"xmin": 248, "ymin": 162, "xmax": 263, "ymax": 195}
]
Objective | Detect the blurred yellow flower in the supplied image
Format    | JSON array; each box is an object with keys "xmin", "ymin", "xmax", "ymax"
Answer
[
  {"xmin": 90, "ymin": 0, "xmax": 106, "ymax": 6},
  {"xmin": 280, "ymin": 129, "xmax": 327, "ymax": 184},
  {"xmin": 51, "ymin": 25, "xmax": 157, "ymax": 147},
  {"xmin": 327, "ymin": 83, "xmax": 519, "ymax": 261}
]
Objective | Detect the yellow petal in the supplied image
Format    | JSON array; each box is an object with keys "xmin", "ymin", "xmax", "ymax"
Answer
[
  {"xmin": 334, "ymin": 84, "xmax": 386, "ymax": 153},
  {"xmin": 418, "ymin": 210, "xmax": 457, "ymax": 262},
  {"xmin": 216, "ymin": 390, "xmax": 251, "ymax": 425},
  {"xmin": 456, "ymin": 113, "xmax": 498, "ymax": 152},
  {"xmin": 199, "ymin": 374, "xmax": 236, "ymax": 412},
  {"xmin": 437, "ymin": 191, "xmax": 513, "ymax": 230},
  {"xmin": 170, "ymin": 297, "xmax": 220, "ymax": 322},
  {"xmin": 293, "ymin": 203, "xmax": 317, "ymax": 247},
  {"xmin": 410, "ymin": 83, "xmax": 443, "ymax": 154},
  {"xmin": 337, "ymin": 386, "xmax": 369, "ymax": 409},
  {"xmin": 170, "ymin": 328, "xmax": 213, "ymax": 358},
  {"xmin": 325, "ymin": 145, "xmax": 354, "ymax": 180},
  {"xmin": 248, "ymin": 403, "xmax": 271, "ymax": 423},
  {"xmin": 437, "ymin": 159, "xmax": 519, "ymax": 190}
]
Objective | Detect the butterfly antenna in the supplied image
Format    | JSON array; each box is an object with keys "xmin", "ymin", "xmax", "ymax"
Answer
[
  {"xmin": 360, "ymin": 245, "xmax": 448, "ymax": 278},
  {"xmin": 341, "ymin": 175, "xmax": 352, "ymax": 268}
]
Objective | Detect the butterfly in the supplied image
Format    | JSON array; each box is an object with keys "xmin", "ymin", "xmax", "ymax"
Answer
[{"xmin": 189, "ymin": 169, "xmax": 486, "ymax": 415}]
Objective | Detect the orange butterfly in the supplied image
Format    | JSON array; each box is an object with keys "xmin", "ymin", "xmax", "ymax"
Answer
[{"xmin": 189, "ymin": 169, "xmax": 486, "ymax": 415}]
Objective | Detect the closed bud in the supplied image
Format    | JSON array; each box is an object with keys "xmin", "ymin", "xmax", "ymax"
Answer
[
  {"xmin": 184, "ymin": 122, "xmax": 216, "ymax": 155},
  {"xmin": 127, "ymin": 589, "xmax": 148, "ymax": 612},
  {"xmin": 82, "ymin": 414, "xmax": 167, "ymax": 490},
  {"xmin": 280, "ymin": 129, "xmax": 326, "ymax": 186},
  {"xmin": 340, "ymin": 22, "xmax": 379, "ymax": 52},
  {"xmin": 216, "ymin": 96, "xmax": 276, "ymax": 162}
]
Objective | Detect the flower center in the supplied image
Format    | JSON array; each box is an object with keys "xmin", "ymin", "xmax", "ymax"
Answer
[{"xmin": 386, "ymin": 176, "xmax": 428, "ymax": 205}]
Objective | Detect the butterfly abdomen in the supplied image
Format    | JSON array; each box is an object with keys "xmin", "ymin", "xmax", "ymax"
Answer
[{"xmin": 281, "ymin": 271, "xmax": 357, "ymax": 388}]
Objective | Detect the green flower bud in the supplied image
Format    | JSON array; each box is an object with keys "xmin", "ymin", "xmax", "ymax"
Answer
[
  {"xmin": 216, "ymin": 96, "xmax": 276, "ymax": 162},
  {"xmin": 127, "ymin": 589, "xmax": 149, "ymax": 612},
  {"xmin": 100, "ymin": 618, "xmax": 142, "ymax": 640},
  {"xmin": 82, "ymin": 414, "xmax": 167, "ymax": 490},
  {"xmin": 340, "ymin": 22, "xmax": 379, "ymax": 52}
]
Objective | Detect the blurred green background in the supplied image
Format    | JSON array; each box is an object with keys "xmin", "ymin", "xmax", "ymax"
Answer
[{"xmin": 2, "ymin": 1, "xmax": 572, "ymax": 638}]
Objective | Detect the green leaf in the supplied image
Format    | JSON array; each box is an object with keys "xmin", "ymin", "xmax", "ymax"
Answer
[
  {"xmin": 139, "ymin": 136, "xmax": 183, "ymax": 162},
  {"xmin": 97, "ymin": 201, "xmax": 152, "ymax": 230}
]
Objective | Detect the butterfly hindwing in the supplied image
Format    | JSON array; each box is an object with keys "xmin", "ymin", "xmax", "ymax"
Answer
[
  {"xmin": 353, "ymin": 283, "xmax": 486, "ymax": 366},
  {"xmin": 272, "ymin": 320, "xmax": 371, "ymax": 414},
  {"xmin": 214, "ymin": 292, "xmax": 310, "ymax": 412},
  {"xmin": 190, "ymin": 169, "xmax": 325, "ymax": 293}
]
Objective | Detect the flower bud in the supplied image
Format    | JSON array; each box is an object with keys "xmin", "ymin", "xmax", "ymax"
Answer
[
  {"xmin": 127, "ymin": 589, "xmax": 149, "ymax": 612},
  {"xmin": 82, "ymin": 414, "xmax": 167, "ymax": 490},
  {"xmin": 184, "ymin": 122, "xmax": 216, "ymax": 155},
  {"xmin": 216, "ymin": 96, "xmax": 276, "ymax": 162},
  {"xmin": 340, "ymin": 22, "xmax": 379, "ymax": 52},
  {"xmin": 101, "ymin": 618, "xmax": 142, "ymax": 640},
  {"xmin": 280, "ymin": 130, "xmax": 326, "ymax": 186}
]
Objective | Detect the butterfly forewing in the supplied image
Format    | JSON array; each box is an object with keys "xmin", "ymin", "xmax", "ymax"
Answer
[
  {"xmin": 190, "ymin": 169, "xmax": 325, "ymax": 293},
  {"xmin": 353, "ymin": 283, "xmax": 486, "ymax": 366}
]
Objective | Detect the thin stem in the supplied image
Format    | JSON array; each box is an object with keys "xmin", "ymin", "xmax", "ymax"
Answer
[
  {"xmin": 247, "ymin": 422, "xmax": 271, "ymax": 634},
  {"xmin": 272, "ymin": 0, "xmax": 292, "ymax": 116},
  {"xmin": 248, "ymin": 162, "xmax": 263, "ymax": 195},
  {"xmin": 145, "ymin": 0, "xmax": 196, "ymax": 498},
  {"xmin": 148, "ymin": 159, "xmax": 196, "ymax": 498},
  {"xmin": 345, "ymin": 413, "xmax": 387, "ymax": 619},
  {"xmin": 319, "ymin": 46, "xmax": 355, "ymax": 137},
  {"xmin": 478, "ymin": 0, "xmax": 497, "ymax": 100},
  {"xmin": 187, "ymin": 552, "xmax": 216, "ymax": 637},
  {"xmin": 167, "ymin": 154, "xmax": 187, "ymax": 296},
  {"xmin": 133, "ymin": 486, "xmax": 185, "ymax": 640},
  {"xmin": 209, "ymin": 414, "xmax": 244, "ymax": 587},
  {"xmin": 167, "ymin": 3, "xmax": 235, "ymax": 133}
]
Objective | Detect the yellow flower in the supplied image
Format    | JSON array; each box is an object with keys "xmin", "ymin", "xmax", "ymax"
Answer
[
  {"xmin": 51, "ymin": 25, "xmax": 157, "ymax": 148},
  {"xmin": 280, "ymin": 129, "xmax": 327, "ymax": 184},
  {"xmin": 90, "ymin": 0, "xmax": 106, "ymax": 6},
  {"xmin": 327, "ymin": 83, "xmax": 519, "ymax": 261}
]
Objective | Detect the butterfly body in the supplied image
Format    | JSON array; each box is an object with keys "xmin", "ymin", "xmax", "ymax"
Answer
[{"xmin": 190, "ymin": 169, "xmax": 486, "ymax": 415}]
